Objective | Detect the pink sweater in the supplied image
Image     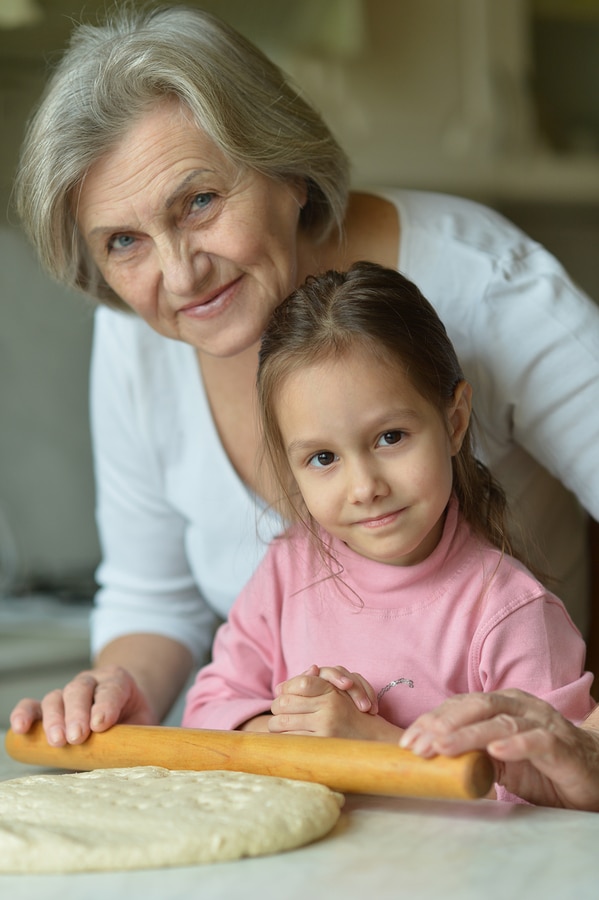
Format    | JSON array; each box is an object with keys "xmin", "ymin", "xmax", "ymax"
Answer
[{"xmin": 183, "ymin": 500, "xmax": 593, "ymax": 732}]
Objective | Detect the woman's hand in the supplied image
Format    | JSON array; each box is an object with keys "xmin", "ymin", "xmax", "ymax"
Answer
[
  {"xmin": 269, "ymin": 665, "xmax": 401, "ymax": 741},
  {"xmin": 9, "ymin": 666, "xmax": 158, "ymax": 747},
  {"xmin": 9, "ymin": 634, "xmax": 193, "ymax": 746},
  {"xmin": 400, "ymin": 689, "xmax": 599, "ymax": 811}
]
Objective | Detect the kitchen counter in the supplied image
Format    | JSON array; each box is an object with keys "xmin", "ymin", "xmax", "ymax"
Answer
[{"xmin": 1, "ymin": 729, "xmax": 598, "ymax": 900}]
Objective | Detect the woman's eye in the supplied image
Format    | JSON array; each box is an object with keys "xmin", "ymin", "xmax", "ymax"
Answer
[
  {"xmin": 108, "ymin": 233, "xmax": 136, "ymax": 252},
  {"xmin": 377, "ymin": 430, "xmax": 404, "ymax": 447},
  {"xmin": 308, "ymin": 451, "xmax": 337, "ymax": 469},
  {"xmin": 190, "ymin": 192, "xmax": 214, "ymax": 211}
]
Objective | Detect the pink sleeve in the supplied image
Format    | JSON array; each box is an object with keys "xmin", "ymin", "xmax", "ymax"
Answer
[
  {"xmin": 472, "ymin": 594, "xmax": 594, "ymax": 724},
  {"xmin": 181, "ymin": 549, "xmax": 284, "ymax": 730}
]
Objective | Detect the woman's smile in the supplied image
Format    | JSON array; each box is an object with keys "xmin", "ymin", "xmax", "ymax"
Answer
[{"xmin": 177, "ymin": 276, "xmax": 243, "ymax": 319}]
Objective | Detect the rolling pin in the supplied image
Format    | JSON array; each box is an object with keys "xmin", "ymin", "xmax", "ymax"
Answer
[{"xmin": 5, "ymin": 723, "xmax": 494, "ymax": 800}]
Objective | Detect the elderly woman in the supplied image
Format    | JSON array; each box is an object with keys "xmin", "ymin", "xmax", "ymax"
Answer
[{"xmin": 9, "ymin": 5, "xmax": 599, "ymax": 808}]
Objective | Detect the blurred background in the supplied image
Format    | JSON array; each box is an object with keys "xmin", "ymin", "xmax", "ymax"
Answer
[{"xmin": 1, "ymin": 0, "xmax": 598, "ymax": 724}]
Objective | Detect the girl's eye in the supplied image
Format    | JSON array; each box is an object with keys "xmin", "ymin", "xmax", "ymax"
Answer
[
  {"xmin": 108, "ymin": 233, "xmax": 136, "ymax": 252},
  {"xmin": 377, "ymin": 430, "xmax": 404, "ymax": 447},
  {"xmin": 308, "ymin": 451, "xmax": 337, "ymax": 469},
  {"xmin": 190, "ymin": 192, "xmax": 215, "ymax": 211}
]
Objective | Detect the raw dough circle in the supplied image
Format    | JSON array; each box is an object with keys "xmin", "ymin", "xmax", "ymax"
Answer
[{"xmin": 0, "ymin": 766, "xmax": 344, "ymax": 873}]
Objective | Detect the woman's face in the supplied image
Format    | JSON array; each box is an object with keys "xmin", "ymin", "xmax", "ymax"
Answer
[{"xmin": 76, "ymin": 101, "xmax": 307, "ymax": 357}]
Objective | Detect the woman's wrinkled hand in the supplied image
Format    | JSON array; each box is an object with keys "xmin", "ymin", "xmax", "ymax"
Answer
[
  {"xmin": 9, "ymin": 666, "xmax": 158, "ymax": 747},
  {"xmin": 400, "ymin": 689, "xmax": 599, "ymax": 811}
]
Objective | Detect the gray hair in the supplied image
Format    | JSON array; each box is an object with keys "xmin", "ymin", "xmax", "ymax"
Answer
[{"xmin": 14, "ymin": 4, "xmax": 350, "ymax": 308}]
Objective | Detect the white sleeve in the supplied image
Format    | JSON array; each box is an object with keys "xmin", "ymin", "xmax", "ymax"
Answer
[
  {"xmin": 392, "ymin": 188, "xmax": 599, "ymax": 520},
  {"xmin": 471, "ymin": 243, "xmax": 599, "ymax": 521},
  {"xmin": 89, "ymin": 309, "xmax": 219, "ymax": 663}
]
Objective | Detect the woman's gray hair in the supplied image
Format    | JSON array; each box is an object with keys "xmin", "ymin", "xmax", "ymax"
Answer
[{"xmin": 14, "ymin": 3, "xmax": 350, "ymax": 308}]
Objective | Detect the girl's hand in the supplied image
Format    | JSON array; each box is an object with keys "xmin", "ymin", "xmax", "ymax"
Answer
[
  {"xmin": 269, "ymin": 666, "xmax": 400, "ymax": 741},
  {"xmin": 9, "ymin": 666, "xmax": 158, "ymax": 747},
  {"xmin": 400, "ymin": 689, "xmax": 599, "ymax": 811},
  {"xmin": 288, "ymin": 664, "xmax": 379, "ymax": 714}
]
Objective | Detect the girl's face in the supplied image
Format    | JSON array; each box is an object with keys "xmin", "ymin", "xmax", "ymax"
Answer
[
  {"xmin": 76, "ymin": 101, "xmax": 307, "ymax": 358},
  {"xmin": 276, "ymin": 348, "xmax": 471, "ymax": 566}
]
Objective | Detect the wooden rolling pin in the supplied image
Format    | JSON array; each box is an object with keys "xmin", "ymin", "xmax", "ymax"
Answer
[{"xmin": 5, "ymin": 723, "xmax": 494, "ymax": 800}]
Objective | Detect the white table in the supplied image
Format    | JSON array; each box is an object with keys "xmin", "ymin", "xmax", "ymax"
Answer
[{"xmin": 1, "ymin": 729, "xmax": 597, "ymax": 900}]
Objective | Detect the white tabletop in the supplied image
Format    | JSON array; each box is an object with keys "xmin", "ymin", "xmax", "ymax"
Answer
[{"xmin": 1, "ymin": 729, "xmax": 598, "ymax": 900}]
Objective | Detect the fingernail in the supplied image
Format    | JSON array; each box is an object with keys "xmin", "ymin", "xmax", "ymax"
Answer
[
  {"xmin": 90, "ymin": 712, "xmax": 104, "ymax": 730},
  {"xmin": 399, "ymin": 730, "xmax": 417, "ymax": 749},
  {"xmin": 66, "ymin": 724, "xmax": 82, "ymax": 743},
  {"xmin": 409, "ymin": 735, "xmax": 434, "ymax": 757},
  {"xmin": 48, "ymin": 727, "xmax": 64, "ymax": 746}
]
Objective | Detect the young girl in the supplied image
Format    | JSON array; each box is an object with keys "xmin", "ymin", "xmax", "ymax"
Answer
[{"xmin": 182, "ymin": 262, "xmax": 593, "ymax": 761}]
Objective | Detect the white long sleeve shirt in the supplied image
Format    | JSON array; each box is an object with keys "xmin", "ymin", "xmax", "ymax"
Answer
[{"xmin": 89, "ymin": 190, "xmax": 599, "ymax": 660}]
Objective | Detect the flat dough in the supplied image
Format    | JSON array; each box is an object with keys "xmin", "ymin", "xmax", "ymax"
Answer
[{"xmin": 0, "ymin": 766, "xmax": 344, "ymax": 873}]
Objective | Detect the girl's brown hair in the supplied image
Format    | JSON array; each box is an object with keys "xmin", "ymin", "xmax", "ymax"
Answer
[{"xmin": 258, "ymin": 261, "xmax": 520, "ymax": 562}]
